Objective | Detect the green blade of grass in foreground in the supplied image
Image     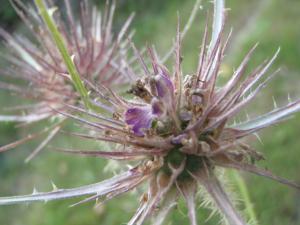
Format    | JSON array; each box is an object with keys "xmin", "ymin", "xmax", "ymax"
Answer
[{"xmin": 34, "ymin": 0, "xmax": 90, "ymax": 108}]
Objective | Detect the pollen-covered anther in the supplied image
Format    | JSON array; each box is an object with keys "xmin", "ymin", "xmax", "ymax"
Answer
[
  {"xmin": 192, "ymin": 104, "xmax": 203, "ymax": 116},
  {"xmin": 139, "ymin": 157, "xmax": 163, "ymax": 175},
  {"xmin": 112, "ymin": 112, "xmax": 121, "ymax": 120},
  {"xmin": 183, "ymin": 74, "xmax": 196, "ymax": 89},
  {"xmin": 179, "ymin": 134, "xmax": 199, "ymax": 155},
  {"xmin": 128, "ymin": 79, "xmax": 152, "ymax": 102},
  {"xmin": 180, "ymin": 138, "xmax": 189, "ymax": 145},
  {"xmin": 198, "ymin": 141, "xmax": 211, "ymax": 155}
]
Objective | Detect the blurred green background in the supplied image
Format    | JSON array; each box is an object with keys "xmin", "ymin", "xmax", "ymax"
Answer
[{"xmin": 0, "ymin": 0, "xmax": 300, "ymax": 224}]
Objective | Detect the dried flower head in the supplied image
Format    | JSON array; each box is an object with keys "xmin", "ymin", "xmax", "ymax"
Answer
[
  {"xmin": 0, "ymin": 0, "xmax": 134, "ymax": 161},
  {"xmin": 0, "ymin": 0, "xmax": 300, "ymax": 225}
]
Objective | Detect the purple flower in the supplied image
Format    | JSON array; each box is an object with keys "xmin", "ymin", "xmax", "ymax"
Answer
[
  {"xmin": 125, "ymin": 98, "xmax": 164, "ymax": 136},
  {"xmin": 155, "ymin": 73, "xmax": 174, "ymax": 100}
]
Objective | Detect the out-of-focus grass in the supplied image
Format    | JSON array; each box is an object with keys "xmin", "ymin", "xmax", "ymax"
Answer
[{"xmin": 0, "ymin": 0, "xmax": 300, "ymax": 224}]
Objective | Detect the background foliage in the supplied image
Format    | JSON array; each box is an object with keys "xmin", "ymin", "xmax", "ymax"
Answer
[{"xmin": 0, "ymin": 0, "xmax": 300, "ymax": 224}]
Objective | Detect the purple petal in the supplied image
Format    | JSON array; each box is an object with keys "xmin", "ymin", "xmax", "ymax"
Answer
[
  {"xmin": 125, "ymin": 106, "xmax": 155, "ymax": 136},
  {"xmin": 154, "ymin": 73, "xmax": 174, "ymax": 104},
  {"xmin": 125, "ymin": 98, "xmax": 165, "ymax": 136},
  {"xmin": 151, "ymin": 98, "xmax": 164, "ymax": 115}
]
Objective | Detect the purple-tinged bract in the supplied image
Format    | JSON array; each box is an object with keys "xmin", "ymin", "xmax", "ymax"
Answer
[{"xmin": 0, "ymin": 0, "xmax": 135, "ymax": 160}]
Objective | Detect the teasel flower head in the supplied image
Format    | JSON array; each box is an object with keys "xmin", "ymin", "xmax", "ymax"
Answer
[
  {"xmin": 1, "ymin": 0, "xmax": 300, "ymax": 225},
  {"xmin": 0, "ymin": 0, "xmax": 135, "ymax": 161}
]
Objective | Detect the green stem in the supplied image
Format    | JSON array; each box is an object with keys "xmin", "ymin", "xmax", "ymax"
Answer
[
  {"xmin": 229, "ymin": 170, "xmax": 258, "ymax": 225},
  {"xmin": 34, "ymin": 0, "xmax": 90, "ymax": 108}
]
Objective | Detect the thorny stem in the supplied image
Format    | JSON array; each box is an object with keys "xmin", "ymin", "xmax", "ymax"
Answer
[
  {"xmin": 34, "ymin": 0, "xmax": 90, "ymax": 109},
  {"xmin": 229, "ymin": 170, "xmax": 258, "ymax": 225}
]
